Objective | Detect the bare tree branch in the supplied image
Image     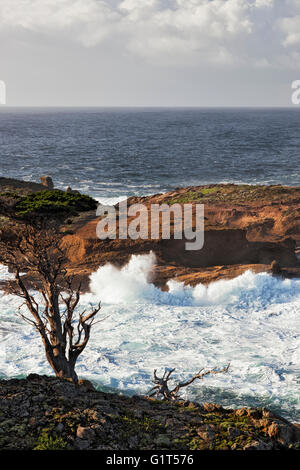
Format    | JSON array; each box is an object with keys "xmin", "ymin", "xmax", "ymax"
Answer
[
  {"xmin": 147, "ymin": 364, "xmax": 230, "ymax": 401},
  {"xmin": 0, "ymin": 222, "xmax": 103, "ymax": 383}
]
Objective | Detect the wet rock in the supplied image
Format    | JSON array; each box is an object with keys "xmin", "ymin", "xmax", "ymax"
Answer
[{"xmin": 271, "ymin": 260, "xmax": 281, "ymax": 275}]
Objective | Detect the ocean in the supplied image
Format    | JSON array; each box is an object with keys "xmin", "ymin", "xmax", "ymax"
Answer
[
  {"xmin": 0, "ymin": 108, "xmax": 299, "ymax": 422},
  {"xmin": 0, "ymin": 107, "xmax": 299, "ymax": 203}
]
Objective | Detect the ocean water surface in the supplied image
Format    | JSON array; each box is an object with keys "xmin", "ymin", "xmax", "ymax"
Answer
[{"xmin": 0, "ymin": 107, "xmax": 299, "ymax": 203}]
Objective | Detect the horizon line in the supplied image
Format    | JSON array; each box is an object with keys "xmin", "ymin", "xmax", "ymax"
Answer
[{"xmin": 0, "ymin": 105, "xmax": 299, "ymax": 110}]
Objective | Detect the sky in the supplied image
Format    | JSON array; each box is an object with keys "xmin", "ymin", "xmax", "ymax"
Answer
[{"xmin": 0, "ymin": 0, "xmax": 300, "ymax": 107}]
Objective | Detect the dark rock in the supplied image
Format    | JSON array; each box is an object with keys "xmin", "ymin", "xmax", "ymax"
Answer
[
  {"xmin": 0, "ymin": 374, "xmax": 298, "ymax": 451},
  {"xmin": 243, "ymin": 440, "xmax": 273, "ymax": 450},
  {"xmin": 271, "ymin": 260, "xmax": 281, "ymax": 275},
  {"xmin": 154, "ymin": 434, "xmax": 171, "ymax": 447},
  {"xmin": 55, "ymin": 423, "xmax": 64, "ymax": 433},
  {"xmin": 40, "ymin": 176, "xmax": 54, "ymax": 189},
  {"xmin": 74, "ymin": 438, "xmax": 90, "ymax": 450},
  {"xmin": 203, "ymin": 402, "xmax": 223, "ymax": 412},
  {"xmin": 77, "ymin": 379, "xmax": 95, "ymax": 391}
]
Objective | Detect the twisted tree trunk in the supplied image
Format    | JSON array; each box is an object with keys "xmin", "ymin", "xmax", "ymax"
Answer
[{"xmin": 0, "ymin": 224, "xmax": 101, "ymax": 384}]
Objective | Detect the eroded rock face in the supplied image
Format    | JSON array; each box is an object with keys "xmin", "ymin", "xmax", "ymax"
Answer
[
  {"xmin": 0, "ymin": 182, "xmax": 299, "ymax": 291},
  {"xmin": 0, "ymin": 375, "xmax": 299, "ymax": 451},
  {"xmin": 59, "ymin": 184, "xmax": 300, "ymax": 290}
]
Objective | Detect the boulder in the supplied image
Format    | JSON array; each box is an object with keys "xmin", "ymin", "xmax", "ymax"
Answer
[
  {"xmin": 40, "ymin": 176, "xmax": 54, "ymax": 189},
  {"xmin": 271, "ymin": 260, "xmax": 281, "ymax": 275},
  {"xmin": 76, "ymin": 425, "xmax": 95, "ymax": 441},
  {"xmin": 243, "ymin": 440, "xmax": 273, "ymax": 450},
  {"xmin": 66, "ymin": 186, "xmax": 80, "ymax": 194}
]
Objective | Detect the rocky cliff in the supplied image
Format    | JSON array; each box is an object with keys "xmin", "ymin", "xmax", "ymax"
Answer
[
  {"xmin": 0, "ymin": 179, "xmax": 299, "ymax": 290},
  {"xmin": 60, "ymin": 183, "xmax": 300, "ymax": 289}
]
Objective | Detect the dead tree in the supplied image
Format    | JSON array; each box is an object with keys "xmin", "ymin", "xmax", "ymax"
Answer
[
  {"xmin": 147, "ymin": 364, "xmax": 230, "ymax": 401},
  {"xmin": 0, "ymin": 223, "xmax": 101, "ymax": 384}
]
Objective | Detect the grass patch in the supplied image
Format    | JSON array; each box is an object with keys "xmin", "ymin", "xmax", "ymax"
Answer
[
  {"xmin": 167, "ymin": 184, "xmax": 300, "ymax": 205},
  {"xmin": 33, "ymin": 430, "xmax": 69, "ymax": 450}
]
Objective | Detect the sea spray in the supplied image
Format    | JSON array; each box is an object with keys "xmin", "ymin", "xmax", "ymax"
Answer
[{"xmin": 89, "ymin": 252, "xmax": 300, "ymax": 309}]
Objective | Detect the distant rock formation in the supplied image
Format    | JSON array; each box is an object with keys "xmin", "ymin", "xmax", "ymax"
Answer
[
  {"xmin": 0, "ymin": 177, "xmax": 45, "ymax": 194},
  {"xmin": 40, "ymin": 176, "xmax": 54, "ymax": 189}
]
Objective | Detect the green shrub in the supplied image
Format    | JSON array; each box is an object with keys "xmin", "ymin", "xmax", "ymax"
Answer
[
  {"xmin": 33, "ymin": 431, "xmax": 69, "ymax": 450},
  {"xmin": 15, "ymin": 190, "xmax": 97, "ymax": 217}
]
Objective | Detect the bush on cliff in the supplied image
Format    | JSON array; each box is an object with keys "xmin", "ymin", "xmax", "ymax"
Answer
[{"xmin": 15, "ymin": 190, "xmax": 97, "ymax": 217}]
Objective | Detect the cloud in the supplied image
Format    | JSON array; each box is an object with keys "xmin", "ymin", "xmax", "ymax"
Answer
[
  {"xmin": 0, "ymin": 0, "xmax": 299, "ymax": 67},
  {"xmin": 280, "ymin": 14, "xmax": 300, "ymax": 47}
]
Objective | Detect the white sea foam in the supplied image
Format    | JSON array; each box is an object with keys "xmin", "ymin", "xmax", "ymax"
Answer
[
  {"xmin": 89, "ymin": 252, "xmax": 300, "ymax": 309},
  {"xmin": 95, "ymin": 195, "xmax": 128, "ymax": 206},
  {"xmin": 0, "ymin": 264, "xmax": 15, "ymax": 281},
  {"xmin": 0, "ymin": 259, "xmax": 300, "ymax": 421}
]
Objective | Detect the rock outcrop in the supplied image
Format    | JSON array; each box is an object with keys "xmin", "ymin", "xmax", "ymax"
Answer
[
  {"xmin": 0, "ymin": 180, "xmax": 299, "ymax": 290},
  {"xmin": 0, "ymin": 374, "xmax": 299, "ymax": 450},
  {"xmin": 0, "ymin": 176, "xmax": 46, "ymax": 195},
  {"xmin": 59, "ymin": 184, "xmax": 300, "ymax": 290},
  {"xmin": 40, "ymin": 176, "xmax": 54, "ymax": 189}
]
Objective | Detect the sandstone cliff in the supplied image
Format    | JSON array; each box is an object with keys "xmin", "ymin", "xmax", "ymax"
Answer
[{"xmin": 59, "ymin": 184, "xmax": 300, "ymax": 289}]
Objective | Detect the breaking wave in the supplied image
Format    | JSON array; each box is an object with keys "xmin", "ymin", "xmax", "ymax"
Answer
[{"xmin": 89, "ymin": 252, "xmax": 300, "ymax": 310}]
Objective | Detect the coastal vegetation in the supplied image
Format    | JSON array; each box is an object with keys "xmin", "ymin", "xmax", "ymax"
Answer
[
  {"xmin": 166, "ymin": 184, "xmax": 300, "ymax": 205},
  {"xmin": 0, "ymin": 189, "xmax": 97, "ymax": 218}
]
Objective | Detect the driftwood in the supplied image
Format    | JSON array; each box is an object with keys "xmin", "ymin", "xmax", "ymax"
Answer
[{"xmin": 147, "ymin": 364, "xmax": 230, "ymax": 401}]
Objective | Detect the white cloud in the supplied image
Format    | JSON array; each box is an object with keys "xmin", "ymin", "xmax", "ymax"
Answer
[
  {"xmin": 0, "ymin": 0, "xmax": 299, "ymax": 67},
  {"xmin": 280, "ymin": 14, "xmax": 300, "ymax": 46}
]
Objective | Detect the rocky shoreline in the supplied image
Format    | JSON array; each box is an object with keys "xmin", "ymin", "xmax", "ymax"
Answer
[
  {"xmin": 1, "ymin": 178, "xmax": 299, "ymax": 291},
  {"xmin": 60, "ymin": 182, "xmax": 300, "ymax": 290},
  {"xmin": 0, "ymin": 374, "xmax": 299, "ymax": 451}
]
